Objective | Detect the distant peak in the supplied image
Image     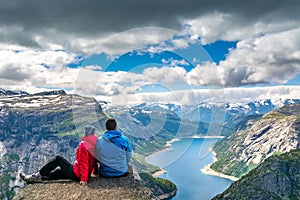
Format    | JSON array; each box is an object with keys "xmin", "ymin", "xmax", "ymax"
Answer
[
  {"xmin": 0, "ymin": 88, "xmax": 29, "ymax": 96},
  {"xmin": 32, "ymin": 90, "xmax": 67, "ymax": 96}
]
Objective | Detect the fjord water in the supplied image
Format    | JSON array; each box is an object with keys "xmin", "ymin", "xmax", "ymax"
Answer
[{"xmin": 146, "ymin": 138, "xmax": 232, "ymax": 200}]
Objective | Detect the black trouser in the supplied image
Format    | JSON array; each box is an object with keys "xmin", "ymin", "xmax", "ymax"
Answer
[{"xmin": 39, "ymin": 155, "xmax": 79, "ymax": 181}]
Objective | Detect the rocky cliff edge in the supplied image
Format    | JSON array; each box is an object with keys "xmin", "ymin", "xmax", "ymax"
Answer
[
  {"xmin": 13, "ymin": 173, "xmax": 177, "ymax": 200},
  {"xmin": 14, "ymin": 174, "xmax": 150, "ymax": 200}
]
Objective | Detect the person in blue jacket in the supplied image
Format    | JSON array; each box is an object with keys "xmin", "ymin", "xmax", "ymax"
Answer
[{"xmin": 96, "ymin": 118, "xmax": 132, "ymax": 177}]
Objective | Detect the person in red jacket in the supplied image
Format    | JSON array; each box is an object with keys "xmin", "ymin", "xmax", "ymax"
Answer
[{"xmin": 20, "ymin": 125, "xmax": 98, "ymax": 186}]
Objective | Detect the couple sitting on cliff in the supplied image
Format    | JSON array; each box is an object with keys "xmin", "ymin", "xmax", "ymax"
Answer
[{"xmin": 20, "ymin": 118, "xmax": 132, "ymax": 186}]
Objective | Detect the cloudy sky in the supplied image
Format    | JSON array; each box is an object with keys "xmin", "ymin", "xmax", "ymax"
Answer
[{"xmin": 0, "ymin": 0, "xmax": 299, "ymax": 104}]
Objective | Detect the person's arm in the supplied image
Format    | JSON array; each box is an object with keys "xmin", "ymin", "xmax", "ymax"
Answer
[
  {"xmin": 125, "ymin": 138, "xmax": 132, "ymax": 163},
  {"xmin": 91, "ymin": 158, "xmax": 98, "ymax": 176},
  {"xmin": 95, "ymin": 139, "xmax": 101, "ymax": 162},
  {"xmin": 92, "ymin": 140, "xmax": 100, "ymax": 176},
  {"xmin": 77, "ymin": 143, "xmax": 90, "ymax": 184}
]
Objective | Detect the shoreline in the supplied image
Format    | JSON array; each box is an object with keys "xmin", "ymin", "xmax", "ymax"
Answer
[
  {"xmin": 151, "ymin": 168, "xmax": 167, "ymax": 177},
  {"xmin": 201, "ymin": 164, "xmax": 238, "ymax": 182},
  {"xmin": 201, "ymin": 147, "xmax": 239, "ymax": 181}
]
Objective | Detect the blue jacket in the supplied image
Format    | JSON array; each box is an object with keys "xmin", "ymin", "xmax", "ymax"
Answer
[{"xmin": 96, "ymin": 130, "xmax": 132, "ymax": 177}]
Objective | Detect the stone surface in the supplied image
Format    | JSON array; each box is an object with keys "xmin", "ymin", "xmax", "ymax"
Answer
[{"xmin": 13, "ymin": 174, "xmax": 152, "ymax": 200}]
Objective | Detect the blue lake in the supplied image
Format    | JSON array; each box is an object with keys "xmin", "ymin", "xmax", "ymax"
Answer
[{"xmin": 146, "ymin": 138, "xmax": 232, "ymax": 200}]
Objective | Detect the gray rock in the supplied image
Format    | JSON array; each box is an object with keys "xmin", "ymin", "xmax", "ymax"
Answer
[{"xmin": 211, "ymin": 103, "xmax": 300, "ymax": 178}]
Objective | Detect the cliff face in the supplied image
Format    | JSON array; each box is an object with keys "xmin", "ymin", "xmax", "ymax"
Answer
[
  {"xmin": 211, "ymin": 103, "xmax": 300, "ymax": 178},
  {"xmin": 213, "ymin": 149, "xmax": 300, "ymax": 200},
  {"xmin": 0, "ymin": 91, "xmax": 107, "ymax": 199}
]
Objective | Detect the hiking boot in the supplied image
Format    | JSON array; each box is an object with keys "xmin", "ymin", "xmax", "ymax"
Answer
[{"xmin": 20, "ymin": 172, "xmax": 42, "ymax": 184}]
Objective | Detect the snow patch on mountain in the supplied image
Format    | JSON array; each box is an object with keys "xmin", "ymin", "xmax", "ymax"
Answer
[
  {"xmin": 0, "ymin": 94, "xmax": 66, "ymax": 108},
  {"xmin": 0, "ymin": 141, "xmax": 6, "ymax": 159}
]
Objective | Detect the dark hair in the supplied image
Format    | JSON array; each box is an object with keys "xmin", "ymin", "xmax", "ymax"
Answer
[{"xmin": 106, "ymin": 118, "xmax": 117, "ymax": 130}]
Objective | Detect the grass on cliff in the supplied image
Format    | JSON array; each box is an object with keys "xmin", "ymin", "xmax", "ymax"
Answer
[
  {"xmin": 140, "ymin": 172, "xmax": 177, "ymax": 196},
  {"xmin": 0, "ymin": 174, "xmax": 15, "ymax": 200},
  {"xmin": 132, "ymin": 154, "xmax": 160, "ymax": 173},
  {"xmin": 262, "ymin": 112, "xmax": 287, "ymax": 119},
  {"xmin": 210, "ymin": 128, "xmax": 250, "ymax": 178}
]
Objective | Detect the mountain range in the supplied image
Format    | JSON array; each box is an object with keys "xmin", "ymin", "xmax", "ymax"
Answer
[
  {"xmin": 103, "ymin": 98, "xmax": 300, "ymax": 136},
  {"xmin": 1, "ymin": 88, "xmax": 300, "ymax": 200}
]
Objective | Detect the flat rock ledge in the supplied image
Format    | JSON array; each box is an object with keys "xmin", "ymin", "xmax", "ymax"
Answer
[{"xmin": 13, "ymin": 174, "xmax": 152, "ymax": 200}]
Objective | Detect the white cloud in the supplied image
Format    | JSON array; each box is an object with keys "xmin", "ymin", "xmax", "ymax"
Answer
[
  {"xmin": 1, "ymin": 45, "xmax": 298, "ymax": 106},
  {"xmin": 1, "ymin": 12, "xmax": 299, "ymax": 100},
  {"xmin": 30, "ymin": 27, "xmax": 178, "ymax": 56},
  {"xmin": 186, "ymin": 12, "xmax": 298, "ymax": 44},
  {"xmin": 171, "ymin": 38, "xmax": 190, "ymax": 49},
  {"xmin": 100, "ymin": 86, "xmax": 300, "ymax": 105},
  {"xmin": 184, "ymin": 28, "xmax": 300, "ymax": 87},
  {"xmin": 74, "ymin": 66, "xmax": 189, "ymax": 97},
  {"xmin": 74, "ymin": 69, "xmax": 151, "ymax": 97},
  {"xmin": 221, "ymin": 28, "xmax": 300, "ymax": 86},
  {"xmin": 186, "ymin": 62, "xmax": 224, "ymax": 86},
  {"xmin": 161, "ymin": 58, "xmax": 189, "ymax": 67},
  {"xmin": 143, "ymin": 66, "xmax": 187, "ymax": 85},
  {"xmin": 0, "ymin": 46, "xmax": 80, "ymax": 92},
  {"xmin": 0, "ymin": 54, "xmax": 189, "ymax": 96}
]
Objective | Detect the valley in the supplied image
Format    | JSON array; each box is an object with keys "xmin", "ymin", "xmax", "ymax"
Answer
[{"xmin": 0, "ymin": 88, "xmax": 299, "ymax": 200}]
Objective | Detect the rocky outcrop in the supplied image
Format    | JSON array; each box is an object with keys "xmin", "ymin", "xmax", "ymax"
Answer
[
  {"xmin": 13, "ymin": 174, "xmax": 152, "ymax": 200},
  {"xmin": 13, "ymin": 172, "xmax": 177, "ymax": 200},
  {"xmin": 211, "ymin": 103, "xmax": 300, "ymax": 178},
  {"xmin": 213, "ymin": 149, "xmax": 300, "ymax": 200}
]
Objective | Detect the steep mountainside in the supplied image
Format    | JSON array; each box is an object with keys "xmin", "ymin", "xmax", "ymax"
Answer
[
  {"xmin": 213, "ymin": 149, "xmax": 300, "ymax": 200},
  {"xmin": 0, "ymin": 90, "xmax": 107, "ymax": 199},
  {"xmin": 211, "ymin": 103, "xmax": 300, "ymax": 178}
]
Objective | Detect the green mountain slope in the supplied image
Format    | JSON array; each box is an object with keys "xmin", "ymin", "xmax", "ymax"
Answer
[{"xmin": 213, "ymin": 149, "xmax": 300, "ymax": 200}]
